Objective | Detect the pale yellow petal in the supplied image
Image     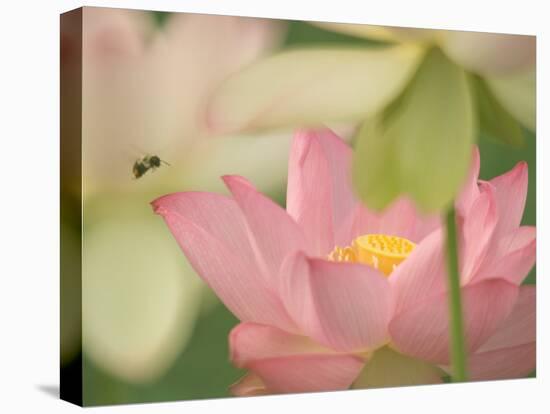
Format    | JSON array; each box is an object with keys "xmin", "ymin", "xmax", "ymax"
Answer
[
  {"xmin": 206, "ymin": 45, "xmax": 424, "ymax": 133},
  {"xmin": 352, "ymin": 347, "xmax": 444, "ymax": 389},
  {"xmin": 485, "ymin": 69, "xmax": 536, "ymax": 131},
  {"xmin": 310, "ymin": 21, "xmax": 436, "ymax": 43},
  {"xmin": 82, "ymin": 197, "xmax": 205, "ymax": 383},
  {"xmin": 440, "ymin": 31, "xmax": 535, "ymax": 76}
]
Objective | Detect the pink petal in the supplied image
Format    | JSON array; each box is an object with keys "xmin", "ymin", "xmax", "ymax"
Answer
[
  {"xmin": 230, "ymin": 373, "xmax": 268, "ymax": 396},
  {"xmin": 286, "ymin": 129, "xmax": 354, "ymax": 255},
  {"xmin": 346, "ymin": 197, "xmax": 440, "ymax": 245},
  {"xmin": 223, "ymin": 175, "xmax": 308, "ymax": 284},
  {"xmin": 314, "ymin": 130, "xmax": 355, "ymax": 224},
  {"xmin": 390, "ymin": 229, "xmax": 447, "ymax": 316},
  {"xmin": 377, "ymin": 200, "xmax": 419, "ymax": 238},
  {"xmin": 466, "ymin": 285, "xmax": 536, "ymax": 381},
  {"xmin": 230, "ymin": 322, "xmax": 332, "ymax": 368},
  {"xmin": 248, "ymin": 354, "xmax": 364, "ymax": 394},
  {"xmin": 152, "ymin": 192, "xmax": 297, "ymax": 332},
  {"xmin": 472, "ymin": 226, "xmax": 536, "ymax": 285},
  {"xmin": 477, "ymin": 285, "xmax": 535, "ymax": 353},
  {"xmin": 459, "ymin": 182, "xmax": 499, "ymax": 283},
  {"xmin": 468, "ymin": 343, "xmax": 535, "ymax": 381},
  {"xmin": 229, "ymin": 322, "xmax": 364, "ymax": 394},
  {"xmin": 490, "ymin": 161, "xmax": 529, "ymax": 238},
  {"xmin": 152, "ymin": 191, "xmax": 251, "ymax": 254},
  {"xmin": 389, "ymin": 279, "xmax": 519, "ymax": 364},
  {"xmin": 83, "ymin": 7, "xmax": 154, "ymax": 66},
  {"xmin": 455, "ymin": 146, "xmax": 480, "ymax": 215},
  {"xmin": 413, "ymin": 214, "xmax": 443, "ymax": 244},
  {"xmin": 279, "ymin": 252, "xmax": 392, "ymax": 352}
]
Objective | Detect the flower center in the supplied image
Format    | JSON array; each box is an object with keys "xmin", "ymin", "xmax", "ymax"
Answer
[{"xmin": 328, "ymin": 234, "xmax": 416, "ymax": 276}]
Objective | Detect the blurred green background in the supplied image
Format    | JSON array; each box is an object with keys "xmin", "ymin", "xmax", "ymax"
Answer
[{"xmin": 61, "ymin": 11, "xmax": 536, "ymax": 406}]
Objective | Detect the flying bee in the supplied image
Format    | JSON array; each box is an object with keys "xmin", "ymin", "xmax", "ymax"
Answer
[{"xmin": 132, "ymin": 155, "xmax": 170, "ymax": 179}]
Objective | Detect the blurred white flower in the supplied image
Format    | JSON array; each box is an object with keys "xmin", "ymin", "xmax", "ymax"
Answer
[
  {"xmin": 439, "ymin": 30, "xmax": 535, "ymax": 76},
  {"xmin": 69, "ymin": 7, "xmax": 289, "ymax": 383},
  {"xmin": 206, "ymin": 22, "xmax": 535, "ymax": 133},
  {"xmin": 82, "ymin": 196, "xmax": 204, "ymax": 383},
  {"xmin": 82, "ymin": 7, "xmax": 287, "ymax": 195}
]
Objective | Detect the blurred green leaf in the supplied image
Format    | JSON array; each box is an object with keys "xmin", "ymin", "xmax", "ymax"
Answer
[
  {"xmin": 152, "ymin": 11, "xmax": 171, "ymax": 28},
  {"xmin": 473, "ymin": 75, "xmax": 525, "ymax": 147},
  {"xmin": 283, "ymin": 21, "xmax": 388, "ymax": 48},
  {"xmin": 353, "ymin": 47, "xmax": 475, "ymax": 212}
]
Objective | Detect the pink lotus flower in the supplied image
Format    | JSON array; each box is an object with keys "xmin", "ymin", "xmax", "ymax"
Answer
[{"xmin": 152, "ymin": 129, "xmax": 536, "ymax": 395}]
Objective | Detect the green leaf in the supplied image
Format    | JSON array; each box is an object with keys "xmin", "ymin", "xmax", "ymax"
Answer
[
  {"xmin": 473, "ymin": 75, "xmax": 525, "ymax": 147},
  {"xmin": 152, "ymin": 11, "xmax": 171, "ymax": 28},
  {"xmin": 353, "ymin": 47, "xmax": 475, "ymax": 212},
  {"xmin": 352, "ymin": 347, "xmax": 445, "ymax": 389},
  {"xmin": 284, "ymin": 21, "xmax": 389, "ymax": 48}
]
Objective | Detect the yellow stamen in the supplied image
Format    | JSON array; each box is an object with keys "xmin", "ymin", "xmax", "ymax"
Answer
[
  {"xmin": 327, "ymin": 246, "xmax": 357, "ymax": 262},
  {"xmin": 328, "ymin": 234, "xmax": 416, "ymax": 276}
]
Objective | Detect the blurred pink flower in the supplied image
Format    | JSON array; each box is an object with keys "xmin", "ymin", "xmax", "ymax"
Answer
[{"xmin": 152, "ymin": 129, "xmax": 536, "ymax": 395}]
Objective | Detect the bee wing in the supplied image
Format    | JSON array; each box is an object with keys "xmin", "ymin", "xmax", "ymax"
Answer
[
  {"xmin": 127, "ymin": 143, "xmax": 147, "ymax": 158},
  {"xmin": 127, "ymin": 142, "xmax": 168, "ymax": 158}
]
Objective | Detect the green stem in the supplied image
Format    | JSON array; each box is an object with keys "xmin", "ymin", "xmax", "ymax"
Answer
[{"xmin": 445, "ymin": 207, "xmax": 468, "ymax": 382}]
